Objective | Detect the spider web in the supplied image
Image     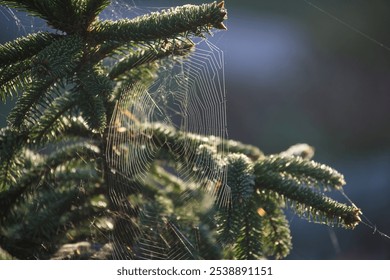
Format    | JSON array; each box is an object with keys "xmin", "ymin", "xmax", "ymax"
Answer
[
  {"xmin": 106, "ymin": 38, "xmax": 228, "ymax": 259},
  {"xmin": 103, "ymin": 2, "xmax": 229, "ymax": 259}
]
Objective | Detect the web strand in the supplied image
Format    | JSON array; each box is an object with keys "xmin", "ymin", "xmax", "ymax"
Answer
[
  {"xmin": 302, "ymin": 0, "xmax": 390, "ymax": 52},
  {"xmin": 338, "ymin": 189, "xmax": 390, "ymax": 241}
]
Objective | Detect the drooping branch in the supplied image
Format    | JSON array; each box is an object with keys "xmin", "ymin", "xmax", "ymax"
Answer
[
  {"xmin": 0, "ymin": 32, "xmax": 60, "ymax": 67},
  {"xmin": 254, "ymin": 161, "xmax": 361, "ymax": 229}
]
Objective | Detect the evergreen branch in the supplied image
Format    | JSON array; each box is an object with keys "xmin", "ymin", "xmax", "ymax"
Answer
[
  {"xmin": 216, "ymin": 154, "xmax": 263, "ymax": 260},
  {"xmin": 108, "ymin": 47, "xmax": 156, "ymax": 81},
  {"xmin": 7, "ymin": 78, "xmax": 57, "ymax": 128},
  {"xmin": 218, "ymin": 139, "xmax": 264, "ymax": 160},
  {"xmin": 254, "ymin": 163, "xmax": 361, "ymax": 229},
  {"xmin": 107, "ymin": 121, "xmax": 260, "ymax": 194},
  {"xmin": 60, "ymin": 116, "xmax": 94, "ymax": 139},
  {"xmin": 76, "ymin": 66, "xmax": 112, "ymax": 132},
  {"xmin": 234, "ymin": 207, "xmax": 262, "ymax": 260},
  {"xmin": 83, "ymin": 0, "xmax": 111, "ymax": 26},
  {"xmin": 176, "ymin": 143, "xmax": 222, "ymax": 184},
  {"xmin": 145, "ymin": 190, "xmax": 221, "ymax": 259},
  {"xmin": 42, "ymin": 0, "xmax": 81, "ymax": 33},
  {"xmin": 0, "ymin": 128, "xmax": 28, "ymax": 190},
  {"xmin": 255, "ymin": 192, "xmax": 292, "ymax": 259},
  {"xmin": 51, "ymin": 166, "xmax": 101, "ymax": 187},
  {"xmin": 32, "ymin": 35, "xmax": 83, "ymax": 79},
  {"xmin": 261, "ymin": 210, "xmax": 291, "ymax": 259},
  {"xmin": 30, "ymin": 91, "xmax": 78, "ymax": 142},
  {"xmin": 226, "ymin": 154, "xmax": 255, "ymax": 203},
  {"xmin": 1, "ymin": 116, "xmax": 93, "ymax": 195},
  {"xmin": 36, "ymin": 115, "xmax": 96, "ymax": 142},
  {"xmin": 216, "ymin": 154, "xmax": 255, "ymax": 245},
  {"xmin": 0, "ymin": 143, "xmax": 100, "ymax": 215},
  {"xmin": 1, "ymin": 178, "xmax": 105, "ymax": 260},
  {"xmin": 0, "ymin": 32, "xmax": 59, "ymax": 67},
  {"xmin": 7, "ymin": 36, "xmax": 84, "ymax": 129},
  {"xmin": 89, "ymin": 40, "xmax": 127, "ymax": 63},
  {"xmin": 44, "ymin": 142, "xmax": 101, "ymax": 174},
  {"xmin": 153, "ymin": 123, "xmax": 262, "ymax": 161},
  {"xmin": 110, "ymin": 62, "xmax": 159, "ymax": 102},
  {"xmin": 17, "ymin": 143, "xmax": 98, "ymax": 183},
  {"xmin": 279, "ymin": 143, "xmax": 315, "ymax": 160},
  {"xmin": 109, "ymin": 40, "xmax": 194, "ymax": 80},
  {"xmin": 258, "ymin": 155, "xmax": 345, "ymax": 190},
  {"xmin": 39, "ymin": 115, "xmax": 97, "ymax": 143},
  {"xmin": 111, "ymin": 122, "xmax": 226, "ymax": 188},
  {"xmin": 52, "ymin": 211, "xmax": 110, "ymax": 260},
  {"xmin": 90, "ymin": 1, "xmax": 227, "ymax": 44},
  {"xmin": 0, "ymin": 182, "xmax": 87, "ymax": 259},
  {"xmin": 0, "ymin": 61, "xmax": 31, "ymax": 101},
  {"xmin": 112, "ymin": 122, "xmax": 262, "ymax": 182}
]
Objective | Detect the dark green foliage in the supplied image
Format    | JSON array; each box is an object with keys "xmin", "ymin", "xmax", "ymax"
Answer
[
  {"xmin": 216, "ymin": 154, "xmax": 262, "ymax": 259},
  {"xmin": 254, "ymin": 156, "xmax": 361, "ymax": 229},
  {"xmin": 8, "ymin": 35, "xmax": 83, "ymax": 129},
  {"xmin": 0, "ymin": 0, "xmax": 360, "ymax": 260},
  {"xmin": 0, "ymin": 0, "xmax": 110, "ymax": 33},
  {"xmin": 29, "ymin": 92, "xmax": 78, "ymax": 142},
  {"xmin": 76, "ymin": 66, "xmax": 112, "ymax": 132},
  {"xmin": 0, "ymin": 128, "xmax": 27, "ymax": 190},
  {"xmin": 91, "ymin": 2, "xmax": 227, "ymax": 44},
  {"xmin": 109, "ymin": 40, "xmax": 194, "ymax": 81},
  {"xmin": 0, "ymin": 32, "xmax": 58, "ymax": 67},
  {"xmin": 256, "ymin": 155, "xmax": 346, "ymax": 190},
  {"xmin": 256, "ymin": 192, "xmax": 292, "ymax": 259},
  {"xmin": 0, "ymin": 59, "xmax": 32, "ymax": 100}
]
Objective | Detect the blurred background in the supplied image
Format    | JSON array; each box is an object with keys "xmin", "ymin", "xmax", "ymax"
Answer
[
  {"xmin": 1, "ymin": 0, "xmax": 389, "ymax": 259},
  {"xmin": 219, "ymin": 0, "xmax": 390, "ymax": 260}
]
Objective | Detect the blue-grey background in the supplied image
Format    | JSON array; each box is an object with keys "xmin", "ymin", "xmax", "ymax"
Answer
[{"xmin": 1, "ymin": 0, "xmax": 389, "ymax": 259}]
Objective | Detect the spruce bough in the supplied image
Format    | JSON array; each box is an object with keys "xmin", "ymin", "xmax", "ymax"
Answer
[{"xmin": 0, "ymin": 0, "xmax": 360, "ymax": 260}]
